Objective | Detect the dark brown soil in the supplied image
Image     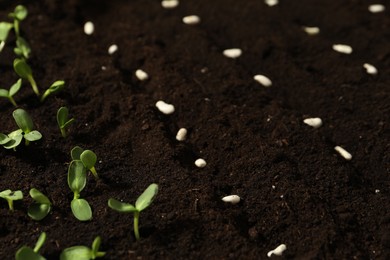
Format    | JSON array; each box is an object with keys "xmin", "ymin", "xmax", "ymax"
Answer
[{"xmin": 0, "ymin": 0, "xmax": 389, "ymax": 259}]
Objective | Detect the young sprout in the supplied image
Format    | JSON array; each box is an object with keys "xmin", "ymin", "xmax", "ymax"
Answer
[
  {"xmin": 14, "ymin": 58, "xmax": 39, "ymax": 96},
  {"xmin": 8, "ymin": 5, "xmax": 28, "ymax": 37},
  {"xmin": 0, "ymin": 189, "xmax": 23, "ymax": 210},
  {"xmin": 0, "ymin": 79, "xmax": 22, "ymax": 107},
  {"xmin": 40, "ymin": 80, "xmax": 65, "ymax": 102},
  {"xmin": 0, "ymin": 21, "xmax": 13, "ymax": 52},
  {"xmin": 14, "ymin": 36, "xmax": 31, "ymax": 59},
  {"xmin": 71, "ymin": 146, "xmax": 99, "ymax": 179},
  {"xmin": 28, "ymin": 188, "xmax": 52, "ymax": 221},
  {"xmin": 68, "ymin": 160, "xmax": 92, "ymax": 221},
  {"xmin": 108, "ymin": 183, "xmax": 158, "ymax": 240},
  {"xmin": 13, "ymin": 108, "xmax": 42, "ymax": 146},
  {"xmin": 15, "ymin": 232, "xmax": 46, "ymax": 260},
  {"xmin": 60, "ymin": 236, "xmax": 105, "ymax": 260},
  {"xmin": 57, "ymin": 107, "xmax": 75, "ymax": 138}
]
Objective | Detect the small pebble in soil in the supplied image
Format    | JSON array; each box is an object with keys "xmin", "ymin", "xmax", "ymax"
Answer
[
  {"xmin": 108, "ymin": 44, "xmax": 118, "ymax": 55},
  {"xmin": 222, "ymin": 195, "xmax": 241, "ymax": 204},
  {"xmin": 254, "ymin": 74, "xmax": 272, "ymax": 87},
  {"xmin": 265, "ymin": 0, "xmax": 279, "ymax": 6},
  {"xmin": 334, "ymin": 146, "xmax": 352, "ymax": 160},
  {"xmin": 303, "ymin": 26, "xmax": 320, "ymax": 35},
  {"xmin": 101, "ymin": 66, "xmax": 107, "ymax": 71},
  {"xmin": 84, "ymin": 21, "xmax": 94, "ymax": 35},
  {"xmin": 155, "ymin": 100, "xmax": 175, "ymax": 115},
  {"xmin": 332, "ymin": 44, "xmax": 353, "ymax": 54},
  {"xmin": 267, "ymin": 244, "xmax": 287, "ymax": 257},
  {"xmin": 368, "ymin": 4, "xmax": 385, "ymax": 13},
  {"xmin": 182, "ymin": 15, "xmax": 201, "ymax": 25},
  {"xmin": 375, "ymin": 189, "xmax": 380, "ymax": 194},
  {"xmin": 223, "ymin": 48, "xmax": 242, "ymax": 59},
  {"xmin": 303, "ymin": 117, "xmax": 323, "ymax": 128},
  {"xmin": 272, "ymin": 185, "xmax": 276, "ymax": 189},
  {"xmin": 363, "ymin": 63, "xmax": 378, "ymax": 75},
  {"xmin": 135, "ymin": 69, "xmax": 149, "ymax": 81},
  {"xmin": 195, "ymin": 158, "xmax": 207, "ymax": 168},
  {"xmin": 176, "ymin": 128, "xmax": 187, "ymax": 141},
  {"xmin": 161, "ymin": 0, "xmax": 179, "ymax": 9}
]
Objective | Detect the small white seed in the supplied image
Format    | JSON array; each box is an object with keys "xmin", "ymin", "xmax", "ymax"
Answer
[
  {"xmin": 223, "ymin": 48, "xmax": 242, "ymax": 59},
  {"xmin": 303, "ymin": 26, "xmax": 320, "ymax": 35},
  {"xmin": 334, "ymin": 146, "xmax": 352, "ymax": 160},
  {"xmin": 265, "ymin": 0, "xmax": 279, "ymax": 6},
  {"xmin": 182, "ymin": 15, "xmax": 201, "ymax": 25},
  {"xmin": 368, "ymin": 4, "xmax": 385, "ymax": 13},
  {"xmin": 195, "ymin": 158, "xmax": 207, "ymax": 168},
  {"xmin": 84, "ymin": 21, "xmax": 94, "ymax": 35},
  {"xmin": 267, "ymin": 244, "xmax": 287, "ymax": 257},
  {"xmin": 375, "ymin": 189, "xmax": 380, "ymax": 194},
  {"xmin": 176, "ymin": 128, "xmax": 187, "ymax": 141},
  {"xmin": 363, "ymin": 63, "xmax": 378, "ymax": 75},
  {"xmin": 161, "ymin": 0, "xmax": 179, "ymax": 9},
  {"xmin": 332, "ymin": 44, "xmax": 353, "ymax": 54},
  {"xmin": 108, "ymin": 44, "xmax": 118, "ymax": 55},
  {"xmin": 222, "ymin": 195, "xmax": 241, "ymax": 204},
  {"xmin": 135, "ymin": 69, "xmax": 149, "ymax": 81},
  {"xmin": 254, "ymin": 75, "xmax": 272, "ymax": 87},
  {"xmin": 303, "ymin": 117, "xmax": 323, "ymax": 128},
  {"xmin": 155, "ymin": 100, "xmax": 175, "ymax": 115}
]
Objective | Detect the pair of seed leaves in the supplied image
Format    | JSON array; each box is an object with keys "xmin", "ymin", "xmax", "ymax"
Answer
[
  {"xmin": 57, "ymin": 107, "xmax": 74, "ymax": 138},
  {"xmin": 0, "ymin": 108, "xmax": 41, "ymax": 150},
  {"xmin": 15, "ymin": 232, "xmax": 105, "ymax": 260},
  {"xmin": 0, "ymin": 79, "xmax": 22, "ymax": 107}
]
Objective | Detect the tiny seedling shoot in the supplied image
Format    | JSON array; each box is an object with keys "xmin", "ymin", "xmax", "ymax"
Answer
[
  {"xmin": 71, "ymin": 146, "xmax": 99, "ymax": 179},
  {"xmin": 57, "ymin": 106, "xmax": 74, "ymax": 138},
  {"xmin": 10, "ymin": 108, "xmax": 42, "ymax": 147},
  {"xmin": 60, "ymin": 236, "xmax": 105, "ymax": 260},
  {"xmin": 0, "ymin": 79, "xmax": 21, "ymax": 107},
  {"xmin": 68, "ymin": 160, "xmax": 92, "ymax": 221},
  {"xmin": 40, "ymin": 80, "xmax": 65, "ymax": 102},
  {"xmin": 14, "ymin": 58, "xmax": 39, "ymax": 96},
  {"xmin": 15, "ymin": 232, "xmax": 46, "ymax": 260},
  {"xmin": 108, "ymin": 183, "xmax": 159, "ymax": 240},
  {"xmin": 0, "ymin": 189, "xmax": 23, "ymax": 210},
  {"xmin": 28, "ymin": 188, "xmax": 52, "ymax": 221}
]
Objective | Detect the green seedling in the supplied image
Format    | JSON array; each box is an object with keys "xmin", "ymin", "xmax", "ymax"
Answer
[
  {"xmin": 15, "ymin": 232, "xmax": 46, "ymax": 260},
  {"xmin": 71, "ymin": 146, "xmax": 99, "ymax": 179},
  {"xmin": 8, "ymin": 5, "xmax": 28, "ymax": 37},
  {"xmin": 14, "ymin": 58, "xmax": 39, "ymax": 96},
  {"xmin": 12, "ymin": 108, "xmax": 42, "ymax": 146},
  {"xmin": 57, "ymin": 107, "xmax": 75, "ymax": 138},
  {"xmin": 28, "ymin": 188, "xmax": 52, "ymax": 221},
  {"xmin": 0, "ymin": 79, "xmax": 22, "ymax": 106},
  {"xmin": 0, "ymin": 189, "xmax": 23, "ymax": 210},
  {"xmin": 14, "ymin": 36, "xmax": 31, "ymax": 59},
  {"xmin": 68, "ymin": 160, "xmax": 92, "ymax": 221},
  {"xmin": 108, "ymin": 183, "xmax": 158, "ymax": 240},
  {"xmin": 40, "ymin": 80, "xmax": 65, "ymax": 102},
  {"xmin": 60, "ymin": 236, "xmax": 105, "ymax": 260},
  {"xmin": 0, "ymin": 21, "xmax": 13, "ymax": 52}
]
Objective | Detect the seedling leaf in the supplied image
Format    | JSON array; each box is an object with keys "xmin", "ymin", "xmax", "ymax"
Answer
[
  {"xmin": 28, "ymin": 204, "xmax": 51, "ymax": 221},
  {"xmin": 108, "ymin": 198, "xmax": 136, "ymax": 213},
  {"xmin": 3, "ymin": 129, "xmax": 23, "ymax": 149},
  {"xmin": 15, "ymin": 36, "xmax": 31, "ymax": 59},
  {"xmin": 34, "ymin": 232, "xmax": 47, "ymax": 252},
  {"xmin": 68, "ymin": 160, "xmax": 87, "ymax": 195},
  {"xmin": 13, "ymin": 5, "xmax": 28, "ymax": 21},
  {"xmin": 29, "ymin": 188, "xmax": 51, "ymax": 204},
  {"xmin": 0, "ymin": 189, "xmax": 23, "ymax": 210},
  {"xmin": 71, "ymin": 198, "xmax": 92, "ymax": 221},
  {"xmin": 40, "ymin": 80, "xmax": 65, "ymax": 102},
  {"xmin": 0, "ymin": 22, "xmax": 13, "ymax": 41},
  {"xmin": 13, "ymin": 108, "xmax": 34, "ymax": 133},
  {"xmin": 0, "ymin": 89, "xmax": 8, "ymax": 97},
  {"xmin": 135, "ymin": 183, "xmax": 159, "ymax": 211},
  {"xmin": 80, "ymin": 150, "xmax": 97, "ymax": 170},
  {"xmin": 24, "ymin": 130, "xmax": 42, "ymax": 141},
  {"xmin": 13, "ymin": 58, "xmax": 32, "ymax": 79},
  {"xmin": 57, "ymin": 107, "xmax": 69, "ymax": 126},
  {"xmin": 60, "ymin": 246, "xmax": 92, "ymax": 260},
  {"xmin": 15, "ymin": 246, "xmax": 46, "ymax": 260},
  {"xmin": 9, "ymin": 79, "xmax": 22, "ymax": 96},
  {"xmin": 0, "ymin": 133, "xmax": 11, "ymax": 145},
  {"xmin": 91, "ymin": 236, "xmax": 105, "ymax": 258},
  {"xmin": 71, "ymin": 146, "xmax": 84, "ymax": 160}
]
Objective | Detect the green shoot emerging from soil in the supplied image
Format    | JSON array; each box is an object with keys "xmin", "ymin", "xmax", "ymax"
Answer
[
  {"xmin": 60, "ymin": 236, "xmax": 105, "ymax": 260},
  {"xmin": 15, "ymin": 232, "xmax": 46, "ymax": 260},
  {"xmin": 28, "ymin": 188, "xmax": 52, "ymax": 221},
  {"xmin": 13, "ymin": 58, "xmax": 39, "ymax": 95},
  {"xmin": 40, "ymin": 80, "xmax": 65, "ymax": 102},
  {"xmin": 0, "ymin": 79, "xmax": 22, "ymax": 107},
  {"xmin": 108, "ymin": 183, "xmax": 159, "ymax": 240},
  {"xmin": 57, "ymin": 107, "xmax": 74, "ymax": 138},
  {"xmin": 71, "ymin": 146, "xmax": 99, "ymax": 179},
  {"xmin": 10, "ymin": 108, "xmax": 42, "ymax": 147},
  {"xmin": 68, "ymin": 160, "xmax": 92, "ymax": 221},
  {"xmin": 0, "ymin": 189, "xmax": 23, "ymax": 210}
]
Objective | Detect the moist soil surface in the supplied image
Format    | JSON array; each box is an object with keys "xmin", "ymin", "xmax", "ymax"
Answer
[{"xmin": 0, "ymin": 0, "xmax": 389, "ymax": 259}]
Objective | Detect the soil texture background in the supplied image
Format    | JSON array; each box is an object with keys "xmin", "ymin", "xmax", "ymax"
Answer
[{"xmin": 0, "ymin": 0, "xmax": 389, "ymax": 259}]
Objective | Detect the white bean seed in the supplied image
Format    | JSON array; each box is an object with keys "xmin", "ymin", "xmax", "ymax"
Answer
[
  {"xmin": 84, "ymin": 21, "xmax": 94, "ymax": 35},
  {"xmin": 155, "ymin": 100, "xmax": 175, "ymax": 115},
  {"xmin": 254, "ymin": 75, "xmax": 272, "ymax": 87},
  {"xmin": 368, "ymin": 4, "xmax": 385, "ymax": 13},
  {"xmin": 265, "ymin": 0, "xmax": 279, "ymax": 6},
  {"xmin": 135, "ymin": 69, "xmax": 149, "ymax": 81},
  {"xmin": 332, "ymin": 44, "xmax": 353, "ymax": 54},
  {"xmin": 303, "ymin": 26, "xmax": 320, "ymax": 35},
  {"xmin": 303, "ymin": 117, "xmax": 323, "ymax": 128},
  {"xmin": 182, "ymin": 15, "xmax": 201, "ymax": 25},
  {"xmin": 222, "ymin": 195, "xmax": 241, "ymax": 204},
  {"xmin": 161, "ymin": 0, "xmax": 179, "ymax": 9},
  {"xmin": 108, "ymin": 44, "xmax": 118, "ymax": 55},
  {"xmin": 363, "ymin": 63, "xmax": 378, "ymax": 75},
  {"xmin": 267, "ymin": 244, "xmax": 287, "ymax": 257},
  {"xmin": 195, "ymin": 158, "xmax": 207, "ymax": 168},
  {"xmin": 176, "ymin": 128, "xmax": 187, "ymax": 141},
  {"xmin": 223, "ymin": 48, "xmax": 242, "ymax": 59},
  {"xmin": 334, "ymin": 146, "xmax": 352, "ymax": 160}
]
